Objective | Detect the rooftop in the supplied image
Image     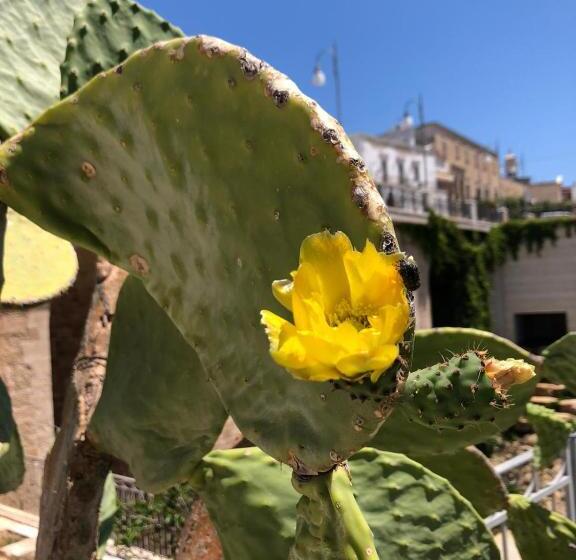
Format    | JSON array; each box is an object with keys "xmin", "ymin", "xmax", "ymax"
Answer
[{"xmin": 418, "ymin": 122, "xmax": 498, "ymax": 156}]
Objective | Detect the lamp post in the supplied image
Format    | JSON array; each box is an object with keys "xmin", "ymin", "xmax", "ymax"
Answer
[{"xmin": 311, "ymin": 43, "xmax": 342, "ymax": 122}]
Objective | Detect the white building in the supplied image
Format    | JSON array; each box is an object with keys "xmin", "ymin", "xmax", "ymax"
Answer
[{"xmin": 351, "ymin": 117, "xmax": 447, "ymax": 219}]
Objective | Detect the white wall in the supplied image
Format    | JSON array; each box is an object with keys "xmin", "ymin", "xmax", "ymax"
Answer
[
  {"xmin": 490, "ymin": 235, "xmax": 576, "ymax": 341},
  {"xmin": 397, "ymin": 231, "xmax": 432, "ymax": 330},
  {"xmin": 353, "ymin": 136, "xmax": 436, "ymax": 192}
]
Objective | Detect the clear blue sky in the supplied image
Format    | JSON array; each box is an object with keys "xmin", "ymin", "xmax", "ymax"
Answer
[{"xmin": 146, "ymin": 0, "xmax": 576, "ymax": 184}]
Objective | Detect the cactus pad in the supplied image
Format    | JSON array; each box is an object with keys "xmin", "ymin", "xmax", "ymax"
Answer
[
  {"xmin": 412, "ymin": 447, "xmax": 507, "ymax": 517},
  {"xmin": 372, "ymin": 328, "xmax": 539, "ymax": 455},
  {"xmin": 526, "ymin": 403, "xmax": 575, "ymax": 469},
  {"xmin": 402, "ymin": 351, "xmax": 507, "ymax": 430},
  {"xmin": 0, "ymin": 208, "xmax": 78, "ymax": 304},
  {"xmin": 351, "ymin": 449, "xmax": 499, "ymax": 560},
  {"xmin": 89, "ymin": 276, "xmax": 227, "ymax": 492},
  {"xmin": 191, "ymin": 447, "xmax": 497, "ymax": 560},
  {"xmin": 60, "ymin": 0, "xmax": 183, "ymax": 98},
  {"xmin": 0, "ymin": 0, "xmax": 83, "ymax": 138},
  {"xmin": 542, "ymin": 332, "xmax": 576, "ymax": 394},
  {"xmin": 290, "ymin": 467, "xmax": 379, "ymax": 560},
  {"xmin": 0, "ymin": 35, "xmax": 412, "ymax": 474},
  {"xmin": 0, "ymin": 377, "xmax": 24, "ymax": 493},
  {"xmin": 97, "ymin": 472, "xmax": 118, "ymax": 558},
  {"xmin": 190, "ymin": 447, "xmax": 296, "ymax": 560},
  {"xmin": 507, "ymin": 494, "xmax": 576, "ymax": 560}
]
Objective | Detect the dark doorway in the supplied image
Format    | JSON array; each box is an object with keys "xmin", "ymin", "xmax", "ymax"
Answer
[{"xmin": 515, "ymin": 312, "xmax": 568, "ymax": 353}]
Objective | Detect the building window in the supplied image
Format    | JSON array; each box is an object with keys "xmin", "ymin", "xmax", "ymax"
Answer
[
  {"xmin": 515, "ymin": 313, "xmax": 567, "ymax": 353},
  {"xmin": 455, "ymin": 145, "xmax": 460, "ymax": 160},
  {"xmin": 412, "ymin": 161, "xmax": 420, "ymax": 183},
  {"xmin": 440, "ymin": 141, "xmax": 448, "ymax": 159},
  {"xmin": 380, "ymin": 157, "xmax": 388, "ymax": 184},
  {"xmin": 397, "ymin": 159, "xmax": 405, "ymax": 185},
  {"xmin": 464, "ymin": 150, "xmax": 469, "ymax": 164}
]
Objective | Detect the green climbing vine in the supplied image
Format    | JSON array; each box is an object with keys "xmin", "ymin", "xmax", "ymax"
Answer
[{"xmin": 400, "ymin": 214, "xmax": 576, "ymax": 330}]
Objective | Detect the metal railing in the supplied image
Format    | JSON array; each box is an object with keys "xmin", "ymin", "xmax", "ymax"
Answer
[
  {"xmin": 112, "ymin": 474, "xmax": 195, "ymax": 558},
  {"xmin": 484, "ymin": 433, "xmax": 576, "ymax": 559},
  {"xmin": 377, "ymin": 184, "xmax": 504, "ymax": 223}
]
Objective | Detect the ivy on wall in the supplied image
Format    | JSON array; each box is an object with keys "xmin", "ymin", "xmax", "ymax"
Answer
[{"xmin": 399, "ymin": 214, "xmax": 576, "ymax": 330}]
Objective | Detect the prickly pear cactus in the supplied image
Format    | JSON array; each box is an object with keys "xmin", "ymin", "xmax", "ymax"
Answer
[
  {"xmin": 60, "ymin": 0, "xmax": 183, "ymax": 97},
  {"xmin": 413, "ymin": 447, "xmax": 507, "ymax": 517},
  {"xmin": 0, "ymin": 36, "xmax": 414, "ymax": 474},
  {"xmin": 542, "ymin": 332, "xmax": 576, "ymax": 394},
  {"xmin": 0, "ymin": 0, "xmax": 84, "ymax": 138},
  {"xmin": 351, "ymin": 449, "xmax": 499, "ymax": 560},
  {"xmin": 0, "ymin": 207, "xmax": 78, "ymax": 304},
  {"xmin": 192, "ymin": 447, "xmax": 499, "ymax": 560},
  {"xmin": 402, "ymin": 351, "xmax": 508, "ymax": 430},
  {"xmin": 526, "ymin": 403, "xmax": 576, "ymax": 469},
  {"xmin": 290, "ymin": 467, "xmax": 378, "ymax": 560},
  {"xmin": 507, "ymin": 494, "xmax": 576, "ymax": 560},
  {"xmin": 89, "ymin": 276, "xmax": 227, "ymax": 492},
  {"xmin": 190, "ymin": 447, "xmax": 296, "ymax": 560},
  {"xmin": 0, "ymin": 377, "xmax": 24, "ymax": 494},
  {"xmin": 372, "ymin": 328, "xmax": 539, "ymax": 455}
]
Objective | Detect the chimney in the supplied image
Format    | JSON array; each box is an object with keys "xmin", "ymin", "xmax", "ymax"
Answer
[{"xmin": 504, "ymin": 151, "xmax": 518, "ymax": 178}]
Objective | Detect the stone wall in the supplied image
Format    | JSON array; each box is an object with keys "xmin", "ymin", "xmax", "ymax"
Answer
[{"xmin": 0, "ymin": 304, "xmax": 54, "ymax": 513}]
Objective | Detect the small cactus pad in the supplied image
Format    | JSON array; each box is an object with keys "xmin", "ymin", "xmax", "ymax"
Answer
[
  {"xmin": 542, "ymin": 332, "xmax": 576, "ymax": 394},
  {"xmin": 412, "ymin": 447, "xmax": 507, "ymax": 517},
  {"xmin": 0, "ymin": 36, "xmax": 411, "ymax": 473},
  {"xmin": 411, "ymin": 327, "xmax": 538, "ymax": 370},
  {"xmin": 0, "ymin": 208, "xmax": 78, "ymax": 305},
  {"xmin": 89, "ymin": 276, "xmax": 227, "ymax": 492},
  {"xmin": 402, "ymin": 351, "xmax": 507, "ymax": 430},
  {"xmin": 526, "ymin": 403, "xmax": 576, "ymax": 469},
  {"xmin": 507, "ymin": 494, "xmax": 576, "ymax": 560},
  {"xmin": 0, "ymin": 0, "xmax": 83, "ymax": 138},
  {"xmin": 351, "ymin": 449, "xmax": 499, "ymax": 560},
  {"xmin": 0, "ymin": 377, "xmax": 24, "ymax": 494},
  {"xmin": 372, "ymin": 328, "xmax": 539, "ymax": 455},
  {"xmin": 61, "ymin": 0, "xmax": 183, "ymax": 98},
  {"xmin": 190, "ymin": 448, "xmax": 296, "ymax": 560},
  {"xmin": 290, "ymin": 467, "xmax": 379, "ymax": 560},
  {"xmin": 97, "ymin": 472, "xmax": 118, "ymax": 558}
]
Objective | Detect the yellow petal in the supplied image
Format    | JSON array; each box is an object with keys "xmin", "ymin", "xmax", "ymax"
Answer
[
  {"xmin": 260, "ymin": 310, "xmax": 290, "ymax": 351},
  {"xmin": 272, "ymin": 278, "xmax": 293, "ymax": 311},
  {"xmin": 272, "ymin": 333, "xmax": 309, "ymax": 370},
  {"xmin": 364, "ymin": 344, "xmax": 399, "ymax": 371},
  {"xmin": 369, "ymin": 303, "xmax": 410, "ymax": 345},
  {"xmin": 298, "ymin": 231, "xmax": 352, "ymax": 314},
  {"xmin": 287, "ymin": 363, "xmax": 342, "ymax": 382},
  {"xmin": 343, "ymin": 243, "xmax": 405, "ymax": 310},
  {"xmin": 292, "ymin": 267, "xmax": 330, "ymax": 331}
]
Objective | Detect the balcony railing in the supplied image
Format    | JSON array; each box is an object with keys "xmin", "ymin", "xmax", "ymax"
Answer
[{"xmin": 378, "ymin": 185, "xmax": 504, "ymax": 223}]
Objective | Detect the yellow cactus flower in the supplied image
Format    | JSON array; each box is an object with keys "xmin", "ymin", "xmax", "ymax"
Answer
[
  {"xmin": 260, "ymin": 231, "xmax": 410, "ymax": 383},
  {"xmin": 485, "ymin": 358, "xmax": 536, "ymax": 392}
]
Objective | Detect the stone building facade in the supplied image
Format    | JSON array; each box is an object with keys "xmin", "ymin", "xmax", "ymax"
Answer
[{"xmin": 417, "ymin": 122, "xmax": 500, "ymax": 202}]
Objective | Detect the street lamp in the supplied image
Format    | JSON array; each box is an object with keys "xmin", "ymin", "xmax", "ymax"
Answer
[{"xmin": 311, "ymin": 43, "xmax": 342, "ymax": 122}]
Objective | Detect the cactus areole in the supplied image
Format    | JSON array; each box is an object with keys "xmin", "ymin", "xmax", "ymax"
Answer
[{"xmin": 0, "ymin": 36, "xmax": 415, "ymax": 474}]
